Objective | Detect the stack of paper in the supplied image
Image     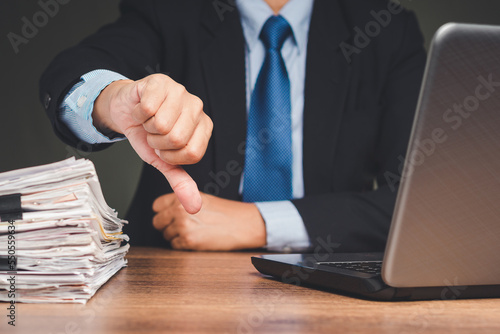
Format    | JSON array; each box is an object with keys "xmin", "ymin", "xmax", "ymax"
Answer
[{"xmin": 0, "ymin": 158, "xmax": 129, "ymax": 303}]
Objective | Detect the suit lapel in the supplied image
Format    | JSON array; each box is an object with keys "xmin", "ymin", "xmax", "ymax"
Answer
[
  {"xmin": 200, "ymin": 3, "xmax": 247, "ymax": 199},
  {"xmin": 302, "ymin": 0, "xmax": 352, "ymax": 195}
]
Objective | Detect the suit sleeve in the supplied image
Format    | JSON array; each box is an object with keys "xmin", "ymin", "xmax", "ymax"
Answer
[
  {"xmin": 292, "ymin": 12, "xmax": 427, "ymax": 252},
  {"xmin": 39, "ymin": 0, "xmax": 163, "ymax": 150}
]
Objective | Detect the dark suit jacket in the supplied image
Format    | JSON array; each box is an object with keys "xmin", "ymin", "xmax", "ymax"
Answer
[{"xmin": 40, "ymin": 0, "xmax": 426, "ymax": 252}]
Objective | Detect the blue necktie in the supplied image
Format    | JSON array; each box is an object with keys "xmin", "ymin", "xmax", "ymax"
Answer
[{"xmin": 243, "ymin": 15, "xmax": 293, "ymax": 202}]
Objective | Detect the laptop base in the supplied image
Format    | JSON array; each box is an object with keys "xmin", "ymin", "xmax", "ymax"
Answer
[{"xmin": 252, "ymin": 253, "xmax": 500, "ymax": 301}]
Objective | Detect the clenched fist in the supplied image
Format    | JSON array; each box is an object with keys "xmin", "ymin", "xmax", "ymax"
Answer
[
  {"xmin": 93, "ymin": 74, "xmax": 213, "ymax": 214},
  {"xmin": 152, "ymin": 192, "xmax": 266, "ymax": 251}
]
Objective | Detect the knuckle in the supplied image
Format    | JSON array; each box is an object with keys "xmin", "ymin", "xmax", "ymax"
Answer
[
  {"xmin": 181, "ymin": 234, "xmax": 197, "ymax": 249},
  {"xmin": 171, "ymin": 178, "xmax": 193, "ymax": 194},
  {"xmin": 184, "ymin": 146, "xmax": 203, "ymax": 164},
  {"xmin": 154, "ymin": 118, "xmax": 171, "ymax": 134},
  {"xmin": 157, "ymin": 150, "xmax": 170, "ymax": 163},
  {"xmin": 173, "ymin": 83, "xmax": 186, "ymax": 96},
  {"xmin": 192, "ymin": 96, "xmax": 204, "ymax": 113},
  {"xmin": 152, "ymin": 198, "xmax": 161, "ymax": 211},
  {"xmin": 148, "ymin": 73, "xmax": 166, "ymax": 83},
  {"xmin": 170, "ymin": 239, "xmax": 181, "ymax": 249},
  {"xmin": 150, "ymin": 158, "xmax": 163, "ymax": 170},
  {"xmin": 152, "ymin": 215, "xmax": 162, "ymax": 230},
  {"xmin": 150, "ymin": 153, "xmax": 170, "ymax": 169},
  {"xmin": 140, "ymin": 101, "xmax": 156, "ymax": 118},
  {"xmin": 168, "ymin": 130, "xmax": 188, "ymax": 148},
  {"xmin": 178, "ymin": 84, "xmax": 187, "ymax": 94},
  {"xmin": 206, "ymin": 116, "xmax": 214, "ymax": 133}
]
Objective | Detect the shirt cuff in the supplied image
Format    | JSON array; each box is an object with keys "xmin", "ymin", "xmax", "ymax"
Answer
[
  {"xmin": 255, "ymin": 201, "xmax": 311, "ymax": 252},
  {"xmin": 59, "ymin": 69, "xmax": 130, "ymax": 144}
]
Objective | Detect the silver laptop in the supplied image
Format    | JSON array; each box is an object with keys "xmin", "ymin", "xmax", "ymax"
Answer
[{"xmin": 251, "ymin": 23, "xmax": 500, "ymax": 300}]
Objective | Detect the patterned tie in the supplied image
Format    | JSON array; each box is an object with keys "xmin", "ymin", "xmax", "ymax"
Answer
[{"xmin": 243, "ymin": 15, "xmax": 293, "ymax": 202}]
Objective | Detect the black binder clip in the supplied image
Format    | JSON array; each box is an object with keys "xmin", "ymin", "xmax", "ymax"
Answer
[
  {"xmin": 0, "ymin": 256, "xmax": 16, "ymax": 271},
  {"xmin": 0, "ymin": 193, "xmax": 22, "ymax": 222}
]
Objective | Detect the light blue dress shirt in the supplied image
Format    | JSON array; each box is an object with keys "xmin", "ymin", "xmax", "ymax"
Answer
[
  {"xmin": 59, "ymin": 0, "xmax": 314, "ymax": 252},
  {"xmin": 60, "ymin": 69, "xmax": 128, "ymax": 144}
]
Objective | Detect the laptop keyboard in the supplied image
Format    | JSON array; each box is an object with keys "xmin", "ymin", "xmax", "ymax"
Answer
[{"xmin": 318, "ymin": 261, "xmax": 383, "ymax": 275}]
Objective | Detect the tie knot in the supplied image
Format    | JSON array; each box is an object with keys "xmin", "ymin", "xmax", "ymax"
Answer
[{"xmin": 260, "ymin": 15, "xmax": 292, "ymax": 51}]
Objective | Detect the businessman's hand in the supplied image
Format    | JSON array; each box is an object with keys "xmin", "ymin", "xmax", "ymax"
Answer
[
  {"xmin": 93, "ymin": 74, "xmax": 213, "ymax": 214},
  {"xmin": 152, "ymin": 192, "xmax": 267, "ymax": 251}
]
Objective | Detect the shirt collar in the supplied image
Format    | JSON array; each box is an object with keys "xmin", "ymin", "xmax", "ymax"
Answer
[{"xmin": 236, "ymin": 0, "xmax": 315, "ymax": 54}]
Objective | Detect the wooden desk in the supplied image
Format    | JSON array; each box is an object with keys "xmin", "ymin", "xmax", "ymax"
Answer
[{"xmin": 3, "ymin": 247, "xmax": 500, "ymax": 333}]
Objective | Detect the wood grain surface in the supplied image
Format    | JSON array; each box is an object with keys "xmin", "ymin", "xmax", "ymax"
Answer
[{"xmin": 2, "ymin": 247, "xmax": 500, "ymax": 334}]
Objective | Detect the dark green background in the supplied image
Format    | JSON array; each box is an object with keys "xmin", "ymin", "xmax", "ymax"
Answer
[{"xmin": 1, "ymin": 0, "xmax": 500, "ymax": 216}]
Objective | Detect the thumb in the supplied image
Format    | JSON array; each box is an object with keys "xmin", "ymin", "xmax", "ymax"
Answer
[
  {"xmin": 125, "ymin": 126, "xmax": 202, "ymax": 214},
  {"xmin": 155, "ymin": 157, "xmax": 203, "ymax": 214}
]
